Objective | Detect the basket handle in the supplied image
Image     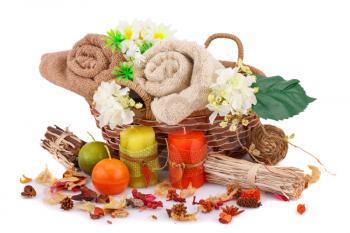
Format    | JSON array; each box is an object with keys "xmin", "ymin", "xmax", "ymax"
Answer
[
  {"xmin": 204, "ymin": 33, "xmax": 244, "ymax": 61},
  {"xmin": 114, "ymin": 79, "xmax": 154, "ymax": 120}
]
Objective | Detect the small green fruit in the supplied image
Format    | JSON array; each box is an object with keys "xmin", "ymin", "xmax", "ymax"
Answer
[{"xmin": 78, "ymin": 142, "xmax": 109, "ymax": 175}]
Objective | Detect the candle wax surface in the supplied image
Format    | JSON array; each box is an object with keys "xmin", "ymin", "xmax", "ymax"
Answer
[
  {"xmin": 168, "ymin": 130, "xmax": 207, "ymax": 188},
  {"xmin": 120, "ymin": 126, "xmax": 156, "ymax": 155}
]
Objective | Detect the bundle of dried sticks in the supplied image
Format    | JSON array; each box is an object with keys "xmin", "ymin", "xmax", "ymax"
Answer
[
  {"xmin": 41, "ymin": 125, "xmax": 85, "ymax": 170},
  {"xmin": 204, "ymin": 153, "xmax": 305, "ymax": 200}
]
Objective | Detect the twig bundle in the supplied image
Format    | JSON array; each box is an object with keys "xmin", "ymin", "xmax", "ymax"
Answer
[
  {"xmin": 41, "ymin": 125, "xmax": 85, "ymax": 170},
  {"xmin": 204, "ymin": 153, "xmax": 305, "ymax": 200}
]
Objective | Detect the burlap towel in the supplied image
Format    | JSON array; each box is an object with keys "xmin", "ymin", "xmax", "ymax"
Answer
[
  {"xmin": 39, "ymin": 34, "xmax": 124, "ymax": 101},
  {"xmin": 134, "ymin": 40, "xmax": 224, "ymax": 125}
]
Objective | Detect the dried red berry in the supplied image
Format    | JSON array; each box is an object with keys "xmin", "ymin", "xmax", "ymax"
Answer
[{"xmin": 297, "ymin": 204, "xmax": 306, "ymax": 215}]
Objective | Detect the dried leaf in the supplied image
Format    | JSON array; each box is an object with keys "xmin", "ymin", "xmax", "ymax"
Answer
[
  {"xmin": 104, "ymin": 196, "xmax": 126, "ymax": 210},
  {"xmin": 170, "ymin": 212, "xmax": 197, "ymax": 221},
  {"xmin": 43, "ymin": 189, "xmax": 65, "ymax": 205},
  {"xmin": 59, "ymin": 177, "xmax": 80, "ymax": 182},
  {"xmin": 96, "ymin": 194, "xmax": 110, "ymax": 204},
  {"xmin": 306, "ymin": 165, "xmax": 320, "ymax": 184},
  {"xmin": 126, "ymin": 198, "xmax": 144, "ymax": 208},
  {"xmin": 76, "ymin": 201, "xmax": 95, "ymax": 213},
  {"xmin": 20, "ymin": 174, "xmax": 32, "ymax": 184},
  {"xmin": 154, "ymin": 181, "xmax": 172, "ymax": 197},
  {"xmin": 36, "ymin": 165, "xmax": 56, "ymax": 186},
  {"xmin": 50, "ymin": 170, "xmax": 87, "ymax": 192},
  {"xmin": 179, "ymin": 183, "xmax": 196, "ymax": 198},
  {"xmin": 72, "ymin": 186, "xmax": 97, "ymax": 202},
  {"xmin": 110, "ymin": 209, "xmax": 129, "ymax": 218}
]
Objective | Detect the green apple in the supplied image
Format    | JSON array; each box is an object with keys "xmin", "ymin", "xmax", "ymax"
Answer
[{"xmin": 78, "ymin": 141, "xmax": 109, "ymax": 175}]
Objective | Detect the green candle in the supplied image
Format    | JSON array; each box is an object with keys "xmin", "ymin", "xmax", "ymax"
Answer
[{"xmin": 119, "ymin": 126, "xmax": 159, "ymax": 187}]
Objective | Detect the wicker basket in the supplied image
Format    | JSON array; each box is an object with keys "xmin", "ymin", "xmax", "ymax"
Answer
[{"xmin": 90, "ymin": 33, "xmax": 265, "ymax": 160}]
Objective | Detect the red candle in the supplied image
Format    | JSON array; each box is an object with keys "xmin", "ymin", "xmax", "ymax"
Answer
[{"xmin": 168, "ymin": 129, "xmax": 207, "ymax": 189}]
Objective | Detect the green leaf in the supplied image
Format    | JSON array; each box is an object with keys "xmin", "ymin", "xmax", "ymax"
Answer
[
  {"xmin": 103, "ymin": 29, "xmax": 125, "ymax": 52},
  {"xmin": 252, "ymin": 75, "xmax": 316, "ymax": 120},
  {"xmin": 138, "ymin": 41, "xmax": 153, "ymax": 54},
  {"xmin": 112, "ymin": 62, "xmax": 134, "ymax": 81}
]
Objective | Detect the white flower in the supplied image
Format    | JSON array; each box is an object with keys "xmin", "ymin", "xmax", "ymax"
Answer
[
  {"xmin": 207, "ymin": 67, "xmax": 257, "ymax": 124},
  {"xmin": 93, "ymin": 81, "xmax": 136, "ymax": 128},
  {"xmin": 120, "ymin": 40, "xmax": 144, "ymax": 64},
  {"xmin": 116, "ymin": 20, "xmax": 142, "ymax": 40},
  {"xmin": 142, "ymin": 23, "xmax": 175, "ymax": 42}
]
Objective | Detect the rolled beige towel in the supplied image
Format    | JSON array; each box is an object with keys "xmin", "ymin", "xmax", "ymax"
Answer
[
  {"xmin": 134, "ymin": 40, "xmax": 224, "ymax": 125},
  {"xmin": 39, "ymin": 34, "xmax": 124, "ymax": 101}
]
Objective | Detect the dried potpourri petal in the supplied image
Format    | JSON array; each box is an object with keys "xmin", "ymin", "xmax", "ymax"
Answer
[
  {"xmin": 167, "ymin": 189, "xmax": 186, "ymax": 203},
  {"xmin": 36, "ymin": 165, "xmax": 56, "ymax": 186},
  {"xmin": 126, "ymin": 198, "xmax": 144, "ymax": 208},
  {"xmin": 110, "ymin": 209, "xmax": 129, "ymax": 218},
  {"xmin": 90, "ymin": 207, "xmax": 105, "ymax": 220},
  {"xmin": 20, "ymin": 174, "xmax": 32, "ymax": 184},
  {"xmin": 50, "ymin": 170, "xmax": 87, "ymax": 192},
  {"xmin": 91, "ymin": 207, "xmax": 105, "ymax": 219},
  {"xmin": 218, "ymin": 205, "xmax": 244, "ymax": 224},
  {"xmin": 132, "ymin": 189, "xmax": 163, "ymax": 209},
  {"xmin": 166, "ymin": 203, "xmax": 197, "ymax": 221},
  {"xmin": 192, "ymin": 196, "xmax": 218, "ymax": 213},
  {"xmin": 76, "ymin": 201, "xmax": 95, "ymax": 213},
  {"xmin": 304, "ymin": 165, "xmax": 320, "ymax": 186},
  {"xmin": 96, "ymin": 194, "xmax": 110, "ymax": 204},
  {"xmin": 71, "ymin": 186, "xmax": 97, "ymax": 202},
  {"xmin": 179, "ymin": 183, "xmax": 196, "ymax": 198},
  {"xmin": 222, "ymin": 205, "xmax": 244, "ymax": 216},
  {"xmin": 43, "ymin": 189, "xmax": 65, "ymax": 205},
  {"xmin": 297, "ymin": 204, "xmax": 306, "ymax": 215},
  {"xmin": 192, "ymin": 184, "xmax": 240, "ymax": 213},
  {"xmin": 21, "ymin": 185, "xmax": 37, "ymax": 198},
  {"xmin": 154, "ymin": 181, "xmax": 172, "ymax": 197},
  {"xmin": 104, "ymin": 196, "xmax": 126, "ymax": 210},
  {"xmin": 104, "ymin": 196, "xmax": 129, "ymax": 218},
  {"xmin": 219, "ymin": 212, "xmax": 232, "ymax": 224}
]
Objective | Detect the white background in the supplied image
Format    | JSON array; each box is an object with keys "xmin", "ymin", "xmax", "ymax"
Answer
[{"xmin": 0, "ymin": 0, "xmax": 349, "ymax": 232}]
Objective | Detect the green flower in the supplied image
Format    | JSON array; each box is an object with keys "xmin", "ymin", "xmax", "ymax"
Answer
[
  {"xmin": 103, "ymin": 29, "xmax": 126, "ymax": 52},
  {"xmin": 112, "ymin": 62, "xmax": 134, "ymax": 81},
  {"xmin": 138, "ymin": 40, "xmax": 153, "ymax": 54}
]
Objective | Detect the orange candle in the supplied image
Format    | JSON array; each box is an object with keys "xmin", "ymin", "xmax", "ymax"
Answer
[{"xmin": 168, "ymin": 129, "xmax": 207, "ymax": 189}]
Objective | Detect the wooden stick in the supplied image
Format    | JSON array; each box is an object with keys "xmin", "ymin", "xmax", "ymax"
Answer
[{"xmin": 41, "ymin": 125, "xmax": 85, "ymax": 170}]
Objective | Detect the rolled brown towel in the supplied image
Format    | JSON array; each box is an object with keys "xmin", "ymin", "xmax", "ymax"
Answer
[
  {"xmin": 134, "ymin": 40, "xmax": 224, "ymax": 125},
  {"xmin": 39, "ymin": 34, "xmax": 124, "ymax": 102}
]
